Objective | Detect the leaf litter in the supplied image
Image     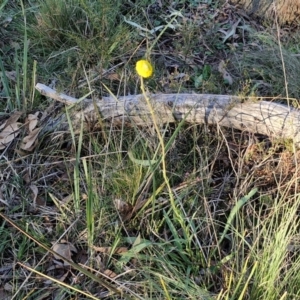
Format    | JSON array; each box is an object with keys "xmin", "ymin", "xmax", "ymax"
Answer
[
  {"xmin": 0, "ymin": 111, "xmax": 42, "ymax": 151},
  {"xmin": 0, "ymin": 111, "xmax": 22, "ymax": 150}
]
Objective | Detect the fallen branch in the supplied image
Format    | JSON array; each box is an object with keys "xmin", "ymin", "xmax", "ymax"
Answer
[{"xmin": 36, "ymin": 83, "xmax": 300, "ymax": 145}]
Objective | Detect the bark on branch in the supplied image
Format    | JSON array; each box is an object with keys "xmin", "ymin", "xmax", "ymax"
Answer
[{"xmin": 36, "ymin": 83, "xmax": 300, "ymax": 145}]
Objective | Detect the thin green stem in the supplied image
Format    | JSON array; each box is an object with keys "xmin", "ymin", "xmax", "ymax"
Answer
[{"xmin": 140, "ymin": 77, "xmax": 180, "ymax": 220}]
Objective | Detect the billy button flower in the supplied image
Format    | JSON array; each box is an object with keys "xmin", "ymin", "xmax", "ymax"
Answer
[{"xmin": 135, "ymin": 59, "xmax": 153, "ymax": 78}]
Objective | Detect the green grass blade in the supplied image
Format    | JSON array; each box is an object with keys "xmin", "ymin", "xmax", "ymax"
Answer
[{"xmin": 218, "ymin": 188, "xmax": 258, "ymax": 246}]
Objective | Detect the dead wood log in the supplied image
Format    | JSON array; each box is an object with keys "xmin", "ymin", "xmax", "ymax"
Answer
[{"xmin": 35, "ymin": 83, "xmax": 300, "ymax": 145}]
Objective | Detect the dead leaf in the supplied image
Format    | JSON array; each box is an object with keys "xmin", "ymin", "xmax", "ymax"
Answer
[
  {"xmin": 0, "ymin": 122, "xmax": 21, "ymax": 149},
  {"xmin": 103, "ymin": 269, "xmax": 117, "ymax": 278},
  {"xmin": 114, "ymin": 198, "xmax": 133, "ymax": 214},
  {"xmin": 20, "ymin": 112, "xmax": 40, "ymax": 150},
  {"xmin": 114, "ymin": 198, "xmax": 133, "ymax": 221},
  {"xmin": 0, "ymin": 122, "xmax": 20, "ymax": 139},
  {"xmin": 22, "ymin": 171, "xmax": 31, "ymax": 184},
  {"xmin": 20, "ymin": 127, "xmax": 41, "ymax": 150},
  {"xmin": 0, "ymin": 111, "xmax": 22, "ymax": 148},
  {"xmin": 52, "ymin": 242, "xmax": 77, "ymax": 266},
  {"xmin": 218, "ymin": 60, "xmax": 233, "ymax": 85},
  {"xmin": 92, "ymin": 246, "xmax": 128, "ymax": 254},
  {"xmin": 105, "ymin": 72, "xmax": 120, "ymax": 81},
  {"xmin": 30, "ymin": 185, "xmax": 38, "ymax": 207},
  {"xmin": 0, "ymin": 111, "xmax": 22, "ymax": 130},
  {"xmin": 61, "ymin": 194, "xmax": 73, "ymax": 204},
  {"xmin": 27, "ymin": 112, "xmax": 39, "ymax": 132}
]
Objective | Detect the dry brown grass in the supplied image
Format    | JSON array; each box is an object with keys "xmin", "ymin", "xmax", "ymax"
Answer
[{"xmin": 231, "ymin": 0, "xmax": 300, "ymax": 25}]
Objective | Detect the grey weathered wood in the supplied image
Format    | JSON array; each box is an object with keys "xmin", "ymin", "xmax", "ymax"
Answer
[{"xmin": 36, "ymin": 83, "xmax": 300, "ymax": 145}]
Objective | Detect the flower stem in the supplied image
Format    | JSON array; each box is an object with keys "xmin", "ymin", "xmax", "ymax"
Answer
[{"xmin": 140, "ymin": 77, "xmax": 180, "ymax": 219}]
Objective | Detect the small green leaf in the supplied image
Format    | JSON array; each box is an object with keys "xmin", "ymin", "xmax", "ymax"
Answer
[
  {"xmin": 194, "ymin": 74, "xmax": 203, "ymax": 89},
  {"xmin": 202, "ymin": 65, "xmax": 211, "ymax": 81}
]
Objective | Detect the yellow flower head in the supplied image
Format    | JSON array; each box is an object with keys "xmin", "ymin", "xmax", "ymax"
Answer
[{"xmin": 136, "ymin": 59, "xmax": 153, "ymax": 78}]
